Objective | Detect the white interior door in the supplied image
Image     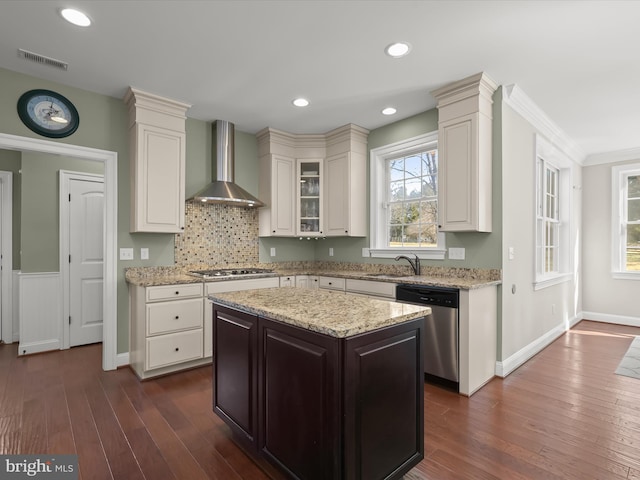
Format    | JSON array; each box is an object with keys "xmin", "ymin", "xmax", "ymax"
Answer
[{"xmin": 69, "ymin": 176, "xmax": 104, "ymax": 346}]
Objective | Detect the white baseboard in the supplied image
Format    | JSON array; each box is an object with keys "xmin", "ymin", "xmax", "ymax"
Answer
[
  {"xmin": 581, "ymin": 311, "xmax": 640, "ymax": 328},
  {"xmin": 117, "ymin": 352, "xmax": 130, "ymax": 367},
  {"xmin": 496, "ymin": 313, "xmax": 582, "ymax": 378}
]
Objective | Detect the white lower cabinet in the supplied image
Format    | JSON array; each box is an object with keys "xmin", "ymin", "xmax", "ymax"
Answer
[
  {"xmin": 147, "ymin": 329, "xmax": 203, "ymax": 370},
  {"xmin": 345, "ymin": 279, "xmax": 396, "ymax": 300},
  {"xmin": 204, "ymin": 277, "xmax": 280, "ymax": 358},
  {"xmin": 295, "ymin": 275, "xmax": 319, "ymax": 289},
  {"xmin": 318, "ymin": 276, "xmax": 346, "ymax": 292},
  {"xmin": 279, "ymin": 276, "xmax": 295, "ymax": 287},
  {"xmin": 130, "ymin": 283, "xmax": 206, "ymax": 380}
]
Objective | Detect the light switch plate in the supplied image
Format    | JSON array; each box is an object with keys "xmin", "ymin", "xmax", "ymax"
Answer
[
  {"xmin": 119, "ymin": 248, "xmax": 134, "ymax": 260},
  {"xmin": 270, "ymin": 247, "xmax": 276, "ymax": 257},
  {"xmin": 140, "ymin": 248, "xmax": 149, "ymax": 260},
  {"xmin": 448, "ymin": 247, "xmax": 465, "ymax": 260},
  {"xmin": 329, "ymin": 248, "xmax": 334, "ymax": 256}
]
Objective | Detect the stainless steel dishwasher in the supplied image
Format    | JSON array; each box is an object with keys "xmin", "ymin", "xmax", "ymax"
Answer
[{"xmin": 396, "ymin": 284, "xmax": 459, "ymax": 391}]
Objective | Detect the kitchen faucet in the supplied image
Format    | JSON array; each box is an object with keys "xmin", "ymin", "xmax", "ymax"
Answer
[{"xmin": 394, "ymin": 254, "xmax": 421, "ymax": 275}]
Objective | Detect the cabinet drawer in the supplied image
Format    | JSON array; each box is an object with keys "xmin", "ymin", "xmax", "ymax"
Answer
[
  {"xmin": 146, "ymin": 329, "xmax": 203, "ymax": 370},
  {"xmin": 146, "ymin": 283, "xmax": 203, "ymax": 302},
  {"xmin": 345, "ymin": 279, "xmax": 396, "ymax": 299},
  {"xmin": 318, "ymin": 276, "xmax": 346, "ymax": 291},
  {"xmin": 146, "ymin": 298, "xmax": 203, "ymax": 336}
]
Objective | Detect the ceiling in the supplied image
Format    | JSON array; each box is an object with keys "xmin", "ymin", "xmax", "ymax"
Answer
[{"xmin": 1, "ymin": 0, "xmax": 639, "ymax": 159}]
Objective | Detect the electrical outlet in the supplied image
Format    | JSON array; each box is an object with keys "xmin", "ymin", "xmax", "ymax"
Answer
[
  {"xmin": 270, "ymin": 247, "xmax": 276, "ymax": 257},
  {"xmin": 448, "ymin": 247, "xmax": 465, "ymax": 260},
  {"xmin": 119, "ymin": 248, "xmax": 134, "ymax": 260},
  {"xmin": 508, "ymin": 247, "xmax": 515, "ymax": 260},
  {"xmin": 329, "ymin": 248, "xmax": 334, "ymax": 257},
  {"xmin": 362, "ymin": 247, "xmax": 370, "ymax": 257},
  {"xmin": 140, "ymin": 248, "xmax": 149, "ymax": 260}
]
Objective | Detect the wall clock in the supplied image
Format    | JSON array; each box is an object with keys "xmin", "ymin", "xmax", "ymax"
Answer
[{"xmin": 17, "ymin": 89, "xmax": 79, "ymax": 138}]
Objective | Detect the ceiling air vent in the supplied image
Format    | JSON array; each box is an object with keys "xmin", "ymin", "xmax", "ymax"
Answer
[{"xmin": 18, "ymin": 49, "xmax": 68, "ymax": 71}]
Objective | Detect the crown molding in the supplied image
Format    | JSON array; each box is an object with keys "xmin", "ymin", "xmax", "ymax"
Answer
[
  {"xmin": 502, "ymin": 84, "xmax": 586, "ymax": 165},
  {"xmin": 583, "ymin": 147, "xmax": 640, "ymax": 166}
]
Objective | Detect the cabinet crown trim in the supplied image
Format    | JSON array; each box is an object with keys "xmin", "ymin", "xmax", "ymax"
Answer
[
  {"xmin": 431, "ymin": 72, "xmax": 498, "ymax": 108},
  {"xmin": 124, "ymin": 87, "xmax": 191, "ymax": 120}
]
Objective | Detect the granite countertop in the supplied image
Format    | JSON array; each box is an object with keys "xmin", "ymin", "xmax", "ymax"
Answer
[
  {"xmin": 126, "ymin": 264, "xmax": 501, "ymax": 290},
  {"xmin": 209, "ymin": 287, "xmax": 431, "ymax": 338}
]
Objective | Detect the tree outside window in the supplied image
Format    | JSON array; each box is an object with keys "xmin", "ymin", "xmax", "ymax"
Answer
[
  {"xmin": 625, "ymin": 174, "xmax": 640, "ymax": 271},
  {"xmin": 387, "ymin": 149, "xmax": 438, "ymax": 248}
]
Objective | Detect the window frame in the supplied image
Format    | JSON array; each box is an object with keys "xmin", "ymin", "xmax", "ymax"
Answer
[
  {"xmin": 534, "ymin": 135, "xmax": 573, "ymax": 290},
  {"xmin": 369, "ymin": 131, "xmax": 445, "ymax": 259},
  {"xmin": 611, "ymin": 162, "xmax": 640, "ymax": 280}
]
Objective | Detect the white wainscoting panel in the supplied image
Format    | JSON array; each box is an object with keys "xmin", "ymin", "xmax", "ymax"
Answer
[
  {"xmin": 18, "ymin": 272, "xmax": 63, "ymax": 355},
  {"xmin": 12, "ymin": 271, "xmax": 20, "ymax": 342}
]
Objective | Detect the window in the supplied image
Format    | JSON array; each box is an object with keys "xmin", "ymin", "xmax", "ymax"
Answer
[
  {"xmin": 537, "ymin": 162, "xmax": 559, "ymax": 274},
  {"xmin": 534, "ymin": 135, "xmax": 573, "ymax": 289},
  {"xmin": 612, "ymin": 163, "xmax": 640, "ymax": 278},
  {"xmin": 369, "ymin": 131, "xmax": 445, "ymax": 259}
]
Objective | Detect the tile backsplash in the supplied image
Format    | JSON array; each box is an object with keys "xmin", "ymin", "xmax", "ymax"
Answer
[{"xmin": 174, "ymin": 202, "xmax": 259, "ymax": 266}]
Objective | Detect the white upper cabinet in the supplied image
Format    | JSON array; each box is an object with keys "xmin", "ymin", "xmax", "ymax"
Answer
[
  {"xmin": 257, "ymin": 124, "xmax": 369, "ymax": 238},
  {"xmin": 257, "ymin": 128, "xmax": 299, "ymax": 237},
  {"xmin": 297, "ymin": 159, "xmax": 323, "ymax": 236},
  {"xmin": 431, "ymin": 72, "xmax": 497, "ymax": 233},
  {"xmin": 125, "ymin": 87, "xmax": 191, "ymax": 233},
  {"xmin": 324, "ymin": 124, "xmax": 368, "ymax": 237},
  {"xmin": 260, "ymin": 153, "xmax": 296, "ymax": 236}
]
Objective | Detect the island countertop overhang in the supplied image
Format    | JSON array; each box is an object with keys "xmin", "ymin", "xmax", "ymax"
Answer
[{"xmin": 208, "ymin": 287, "xmax": 431, "ymax": 338}]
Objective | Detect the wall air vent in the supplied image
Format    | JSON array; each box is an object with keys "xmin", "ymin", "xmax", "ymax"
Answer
[{"xmin": 17, "ymin": 49, "xmax": 68, "ymax": 71}]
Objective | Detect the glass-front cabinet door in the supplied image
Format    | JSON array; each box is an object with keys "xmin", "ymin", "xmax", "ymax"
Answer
[{"xmin": 297, "ymin": 159, "xmax": 323, "ymax": 236}]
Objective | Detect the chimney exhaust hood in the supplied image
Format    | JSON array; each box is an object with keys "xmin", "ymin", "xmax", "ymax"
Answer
[{"xmin": 189, "ymin": 120, "xmax": 265, "ymax": 207}]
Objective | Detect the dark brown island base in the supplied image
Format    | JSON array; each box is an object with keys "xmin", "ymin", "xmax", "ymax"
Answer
[{"xmin": 209, "ymin": 287, "xmax": 431, "ymax": 480}]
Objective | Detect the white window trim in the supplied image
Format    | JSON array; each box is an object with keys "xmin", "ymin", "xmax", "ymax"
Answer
[
  {"xmin": 533, "ymin": 134, "xmax": 574, "ymax": 290},
  {"xmin": 611, "ymin": 162, "xmax": 640, "ymax": 280},
  {"xmin": 369, "ymin": 131, "xmax": 445, "ymax": 260}
]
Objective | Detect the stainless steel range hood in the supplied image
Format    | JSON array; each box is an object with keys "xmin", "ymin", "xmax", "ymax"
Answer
[{"xmin": 189, "ymin": 120, "xmax": 264, "ymax": 207}]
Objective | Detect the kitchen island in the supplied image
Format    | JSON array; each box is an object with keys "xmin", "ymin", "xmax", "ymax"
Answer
[{"xmin": 210, "ymin": 287, "xmax": 431, "ymax": 480}]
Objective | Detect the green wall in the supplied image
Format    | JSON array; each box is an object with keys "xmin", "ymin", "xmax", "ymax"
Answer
[{"xmin": 20, "ymin": 152, "xmax": 103, "ymax": 272}]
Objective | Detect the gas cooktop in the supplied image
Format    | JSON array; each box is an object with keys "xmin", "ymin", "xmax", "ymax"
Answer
[{"xmin": 188, "ymin": 268, "xmax": 276, "ymax": 279}]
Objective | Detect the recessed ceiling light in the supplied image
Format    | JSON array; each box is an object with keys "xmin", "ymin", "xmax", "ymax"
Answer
[
  {"xmin": 292, "ymin": 98, "xmax": 309, "ymax": 107},
  {"xmin": 382, "ymin": 107, "xmax": 397, "ymax": 116},
  {"xmin": 60, "ymin": 8, "xmax": 92, "ymax": 27},
  {"xmin": 385, "ymin": 42, "xmax": 411, "ymax": 58}
]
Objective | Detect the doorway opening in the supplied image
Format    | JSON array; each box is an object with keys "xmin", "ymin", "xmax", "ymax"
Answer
[{"xmin": 0, "ymin": 133, "xmax": 117, "ymax": 371}]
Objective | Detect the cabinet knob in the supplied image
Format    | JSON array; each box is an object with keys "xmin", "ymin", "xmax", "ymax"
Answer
[
  {"xmin": 175, "ymin": 315, "xmax": 179, "ymax": 320},
  {"xmin": 273, "ymin": 230, "xmax": 276, "ymax": 233},
  {"xmin": 328, "ymin": 282, "xmax": 332, "ymax": 285},
  {"xmin": 175, "ymin": 347, "xmax": 179, "ymax": 352},
  {"xmin": 181, "ymin": 227, "xmax": 185, "ymax": 230},
  {"xmin": 175, "ymin": 291, "xmax": 179, "ymax": 295},
  {"xmin": 345, "ymin": 230, "xmax": 348, "ymax": 234}
]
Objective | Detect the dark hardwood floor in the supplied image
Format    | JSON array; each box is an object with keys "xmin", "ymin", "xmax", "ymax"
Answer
[{"xmin": 1, "ymin": 320, "xmax": 640, "ymax": 479}]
